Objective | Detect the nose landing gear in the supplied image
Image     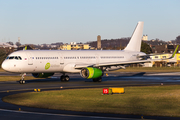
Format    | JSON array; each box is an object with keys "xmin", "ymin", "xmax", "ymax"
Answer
[{"xmin": 19, "ymin": 73, "xmax": 26, "ymax": 84}]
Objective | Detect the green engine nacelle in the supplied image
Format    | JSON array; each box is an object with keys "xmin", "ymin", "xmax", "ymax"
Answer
[
  {"xmin": 32, "ymin": 73, "xmax": 54, "ymax": 78},
  {"xmin": 80, "ymin": 67, "xmax": 103, "ymax": 79}
]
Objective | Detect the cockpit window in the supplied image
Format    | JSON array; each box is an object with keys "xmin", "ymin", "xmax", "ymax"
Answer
[
  {"xmin": 18, "ymin": 56, "xmax": 22, "ymax": 60},
  {"xmin": 9, "ymin": 56, "xmax": 14, "ymax": 59},
  {"xmin": 6, "ymin": 56, "xmax": 22, "ymax": 60},
  {"xmin": 15, "ymin": 56, "xmax": 18, "ymax": 60}
]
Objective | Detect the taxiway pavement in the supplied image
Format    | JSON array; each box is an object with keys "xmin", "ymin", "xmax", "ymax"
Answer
[{"xmin": 1, "ymin": 72, "xmax": 180, "ymax": 120}]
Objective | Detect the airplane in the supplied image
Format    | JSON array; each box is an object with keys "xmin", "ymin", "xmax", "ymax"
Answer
[{"xmin": 1, "ymin": 21, "xmax": 178, "ymax": 84}]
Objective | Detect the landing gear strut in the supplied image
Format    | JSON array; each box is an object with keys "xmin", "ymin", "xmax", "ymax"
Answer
[
  {"xmin": 19, "ymin": 73, "xmax": 26, "ymax": 84},
  {"xmin": 60, "ymin": 73, "xmax": 69, "ymax": 82},
  {"xmin": 93, "ymin": 77, "xmax": 102, "ymax": 82}
]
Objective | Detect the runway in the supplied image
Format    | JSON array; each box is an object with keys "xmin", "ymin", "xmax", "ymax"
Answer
[{"xmin": 1, "ymin": 72, "xmax": 180, "ymax": 120}]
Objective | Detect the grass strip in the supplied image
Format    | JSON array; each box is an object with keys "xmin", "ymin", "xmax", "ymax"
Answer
[
  {"xmin": 0, "ymin": 68, "xmax": 5, "ymax": 72},
  {"xmin": 3, "ymin": 85, "xmax": 180, "ymax": 117}
]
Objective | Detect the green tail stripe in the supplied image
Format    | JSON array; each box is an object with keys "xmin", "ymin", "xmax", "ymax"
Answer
[
  {"xmin": 24, "ymin": 46, "xmax": 27, "ymax": 50},
  {"xmin": 172, "ymin": 45, "xmax": 179, "ymax": 58}
]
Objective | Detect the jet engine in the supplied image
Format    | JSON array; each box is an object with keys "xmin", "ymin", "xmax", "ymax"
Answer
[
  {"xmin": 80, "ymin": 67, "xmax": 103, "ymax": 79},
  {"xmin": 32, "ymin": 73, "xmax": 54, "ymax": 78}
]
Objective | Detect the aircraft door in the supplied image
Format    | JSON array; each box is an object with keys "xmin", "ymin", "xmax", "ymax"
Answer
[
  {"xmin": 59, "ymin": 53, "xmax": 64, "ymax": 67},
  {"xmin": 96, "ymin": 54, "xmax": 99, "ymax": 65},
  {"xmin": 26, "ymin": 52, "xmax": 33, "ymax": 65}
]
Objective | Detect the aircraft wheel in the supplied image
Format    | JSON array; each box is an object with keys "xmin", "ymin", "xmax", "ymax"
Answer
[
  {"xmin": 65, "ymin": 75, "xmax": 69, "ymax": 82},
  {"xmin": 97, "ymin": 77, "xmax": 102, "ymax": 82},
  {"xmin": 60, "ymin": 76, "xmax": 65, "ymax": 82},
  {"xmin": 93, "ymin": 77, "xmax": 102, "ymax": 82},
  {"xmin": 19, "ymin": 80, "xmax": 22, "ymax": 84},
  {"xmin": 93, "ymin": 78, "xmax": 98, "ymax": 82},
  {"xmin": 22, "ymin": 80, "xmax": 25, "ymax": 84},
  {"xmin": 19, "ymin": 80, "xmax": 25, "ymax": 84}
]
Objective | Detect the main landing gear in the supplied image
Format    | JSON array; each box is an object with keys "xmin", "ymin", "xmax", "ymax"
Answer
[
  {"xmin": 60, "ymin": 73, "xmax": 69, "ymax": 82},
  {"xmin": 19, "ymin": 73, "xmax": 26, "ymax": 84},
  {"xmin": 93, "ymin": 77, "xmax": 102, "ymax": 82}
]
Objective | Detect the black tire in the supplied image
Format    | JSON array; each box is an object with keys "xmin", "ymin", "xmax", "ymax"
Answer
[
  {"xmin": 60, "ymin": 76, "xmax": 65, "ymax": 82},
  {"xmin": 22, "ymin": 80, "xmax": 25, "ymax": 84},
  {"xmin": 19, "ymin": 80, "xmax": 25, "ymax": 84},
  {"xmin": 19, "ymin": 80, "xmax": 22, "ymax": 84},
  {"xmin": 93, "ymin": 77, "xmax": 102, "ymax": 82},
  {"xmin": 93, "ymin": 78, "xmax": 98, "ymax": 82},
  {"xmin": 65, "ymin": 75, "xmax": 69, "ymax": 82},
  {"xmin": 97, "ymin": 77, "xmax": 102, "ymax": 82}
]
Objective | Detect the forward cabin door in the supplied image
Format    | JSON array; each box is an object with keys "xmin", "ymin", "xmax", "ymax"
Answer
[{"xmin": 26, "ymin": 52, "xmax": 33, "ymax": 65}]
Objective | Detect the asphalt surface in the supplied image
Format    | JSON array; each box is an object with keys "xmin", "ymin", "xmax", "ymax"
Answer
[{"xmin": 1, "ymin": 72, "xmax": 180, "ymax": 120}]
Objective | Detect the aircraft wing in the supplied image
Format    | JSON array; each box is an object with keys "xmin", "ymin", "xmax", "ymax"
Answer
[
  {"xmin": 74, "ymin": 59, "xmax": 151, "ymax": 69},
  {"xmin": 75, "ymin": 64, "xmax": 94, "ymax": 69},
  {"xmin": 94, "ymin": 60, "xmax": 151, "ymax": 67},
  {"xmin": 75, "ymin": 45, "xmax": 179, "ymax": 69},
  {"xmin": 74, "ymin": 58, "xmax": 167, "ymax": 69}
]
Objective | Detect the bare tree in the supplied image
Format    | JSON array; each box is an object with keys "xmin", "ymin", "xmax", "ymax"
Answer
[{"xmin": 15, "ymin": 42, "xmax": 21, "ymax": 47}]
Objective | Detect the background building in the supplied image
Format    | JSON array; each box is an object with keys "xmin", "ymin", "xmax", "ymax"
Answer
[
  {"xmin": 142, "ymin": 35, "xmax": 148, "ymax": 41},
  {"xmin": 60, "ymin": 42, "xmax": 90, "ymax": 50}
]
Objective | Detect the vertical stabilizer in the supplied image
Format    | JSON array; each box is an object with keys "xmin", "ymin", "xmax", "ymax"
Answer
[{"xmin": 124, "ymin": 21, "xmax": 144, "ymax": 52}]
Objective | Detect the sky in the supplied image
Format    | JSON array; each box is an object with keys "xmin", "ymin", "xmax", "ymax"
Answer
[{"xmin": 0, "ymin": 0, "xmax": 180, "ymax": 45}]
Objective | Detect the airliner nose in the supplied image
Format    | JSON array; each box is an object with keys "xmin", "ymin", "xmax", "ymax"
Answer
[{"xmin": 1, "ymin": 61, "xmax": 8, "ymax": 71}]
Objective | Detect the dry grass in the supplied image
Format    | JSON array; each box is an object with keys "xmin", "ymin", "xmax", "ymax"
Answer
[
  {"xmin": 0, "ymin": 68, "xmax": 5, "ymax": 72},
  {"xmin": 3, "ymin": 85, "xmax": 180, "ymax": 117}
]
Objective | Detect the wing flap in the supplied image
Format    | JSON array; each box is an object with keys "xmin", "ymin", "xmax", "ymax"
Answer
[{"xmin": 94, "ymin": 60, "xmax": 151, "ymax": 67}]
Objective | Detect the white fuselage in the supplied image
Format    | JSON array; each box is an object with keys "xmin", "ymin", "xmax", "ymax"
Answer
[{"xmin": 2, "ymin": 50, "xmax": 145, "ymax": 73}]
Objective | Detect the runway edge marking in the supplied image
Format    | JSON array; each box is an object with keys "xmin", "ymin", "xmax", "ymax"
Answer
[
  {"xmin": 0, "ymin": 108, "xmax": 137, "ymax": 120},
  {"xmin": 0, "ymin": 84, "xmax": 126, "ymax": 93}
]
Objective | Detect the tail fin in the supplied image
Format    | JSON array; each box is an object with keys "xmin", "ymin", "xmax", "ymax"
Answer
[{"xmin": 124, "ymin": 21, "xmax": 144, "ymax": 52}]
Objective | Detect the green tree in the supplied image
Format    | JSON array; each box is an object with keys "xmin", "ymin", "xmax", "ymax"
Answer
[
  {"xmin": 0, "ymin": 49, "xmax": 7, "ymax": 68},
  {"xmin": 141, "ymin": 41, "xmax": 152, "ymax": 54}
]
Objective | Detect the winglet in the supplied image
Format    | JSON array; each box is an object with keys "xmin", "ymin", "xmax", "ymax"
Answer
[
  {"xmin": 23, "ymin": 46, "xmax": 27, "ymax": 50},
  {"xmin": 168, "ymin": 45, "xmax": 179, "ymax": 59}
]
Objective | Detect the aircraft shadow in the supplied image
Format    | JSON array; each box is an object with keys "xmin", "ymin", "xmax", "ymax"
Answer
[{"xmin": 18, "ymin": 72, "xmax": 146, "ymax": 83}]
